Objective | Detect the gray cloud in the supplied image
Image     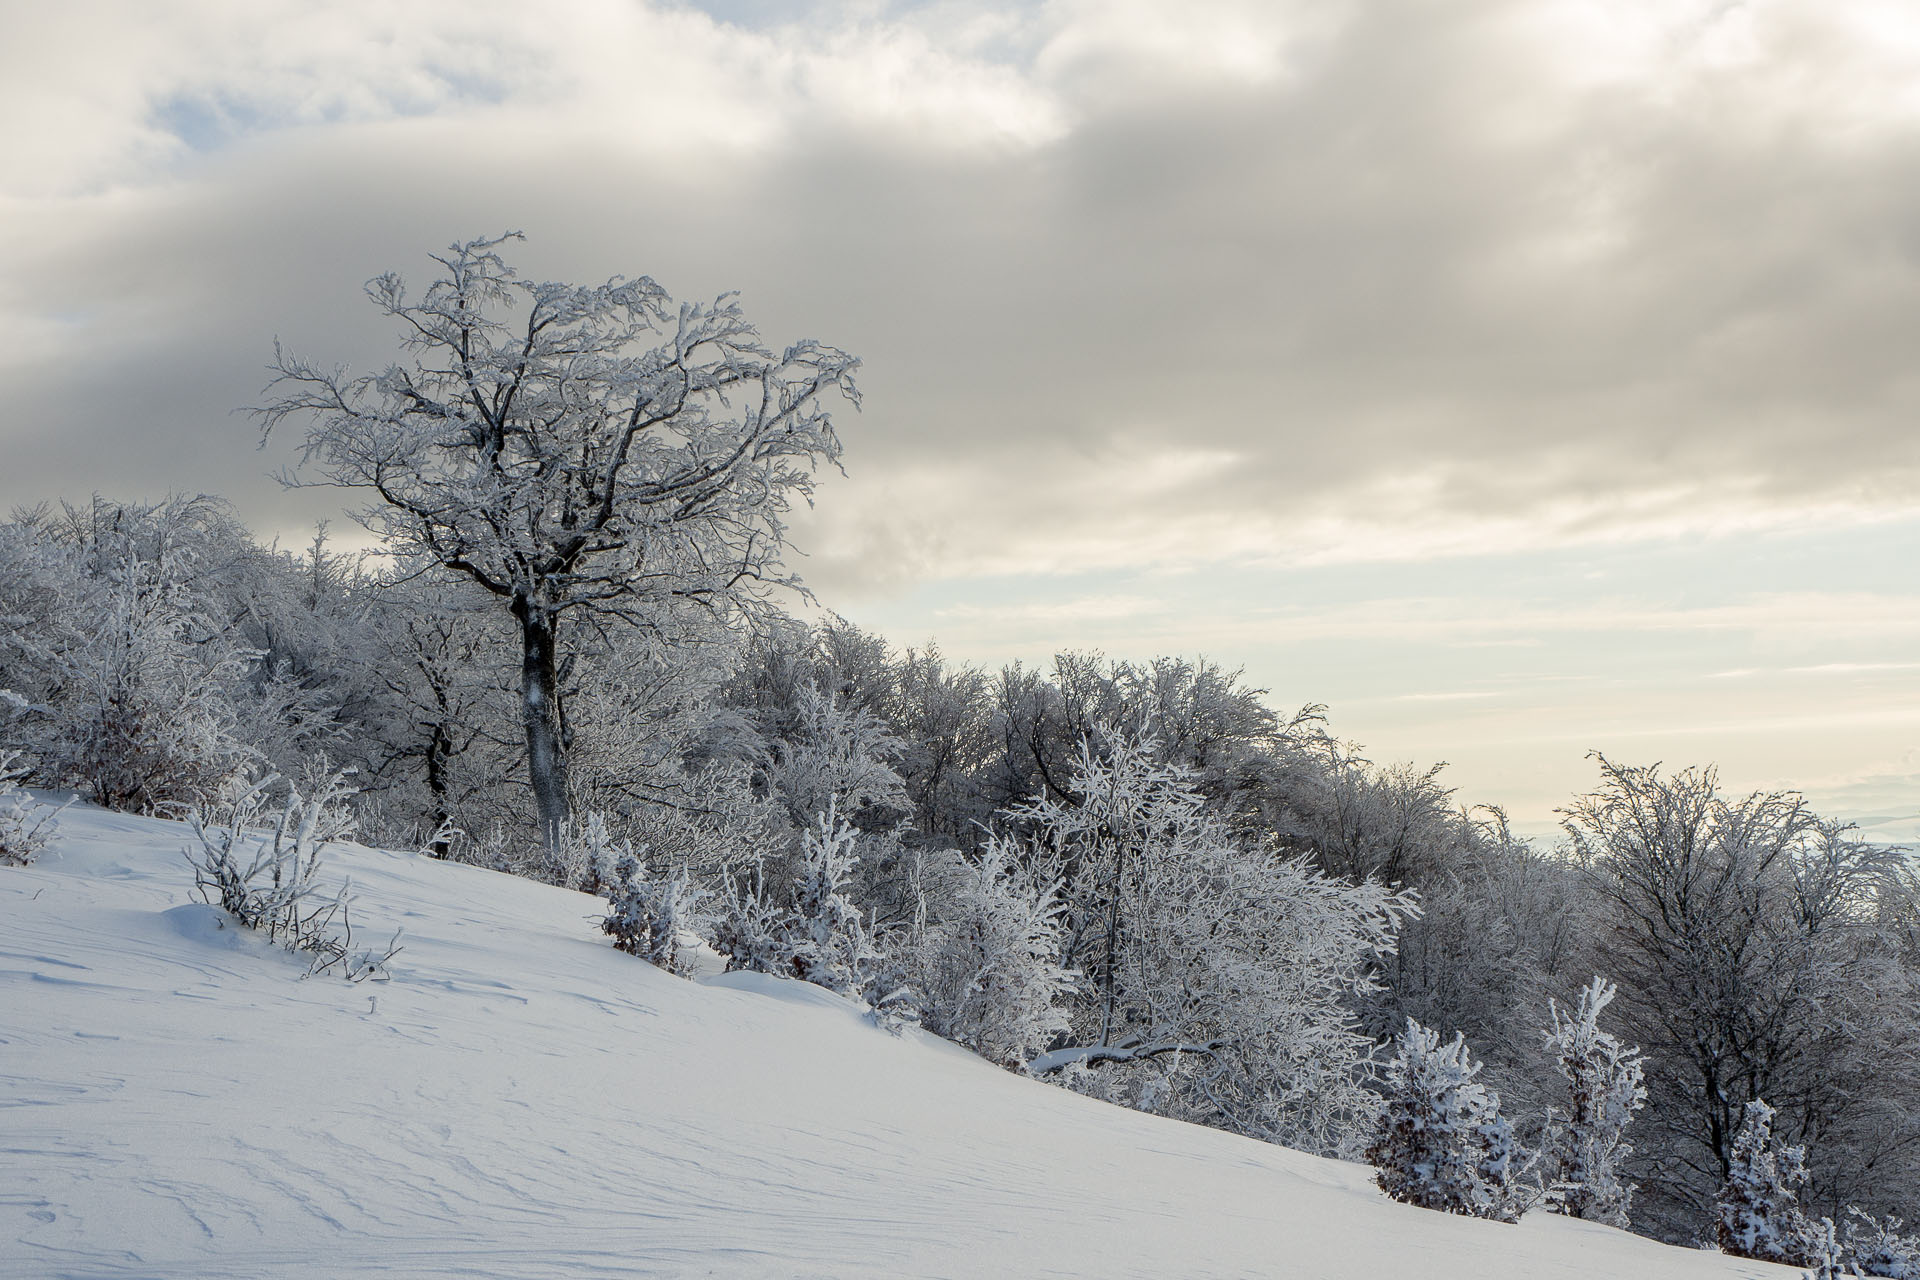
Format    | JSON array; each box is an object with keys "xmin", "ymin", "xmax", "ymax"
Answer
[{"xmin": 5, "ymin": 0, "xmax": 1919, "ymax": 591}]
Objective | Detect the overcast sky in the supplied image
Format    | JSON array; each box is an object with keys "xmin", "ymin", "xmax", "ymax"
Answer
[{"xmin": 6, "ymin": 0, "xmax": 1920, "ymax": 835}]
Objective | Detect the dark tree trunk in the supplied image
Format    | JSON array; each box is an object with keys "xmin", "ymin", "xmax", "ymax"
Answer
[
  {"xmin": 425, "ymin": 721, "xmax": 454, "ymax": 858},
  {"xmin": 514, "ymin": 598, "xmax": 569, "ymax": 846}
]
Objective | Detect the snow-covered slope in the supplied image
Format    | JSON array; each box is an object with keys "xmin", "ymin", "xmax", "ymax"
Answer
[{"xmin": 4, "ymin": 805, "xmax": 1800, "ymax": 1280}]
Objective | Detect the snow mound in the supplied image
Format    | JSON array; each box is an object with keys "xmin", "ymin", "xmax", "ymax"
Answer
[{"xmin": 2, "ymin": 804, "xmax": 1801, "ymax": 1279}]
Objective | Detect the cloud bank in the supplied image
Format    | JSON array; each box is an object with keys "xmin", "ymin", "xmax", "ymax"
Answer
[{"xmin": 5, "ymin": 0, "xmax": 1918, "ymax": 586}]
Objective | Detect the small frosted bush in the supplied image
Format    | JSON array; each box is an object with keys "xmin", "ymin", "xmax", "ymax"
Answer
[
  {"xmin": 1369, "ymin": 1018, "xmax": 1527, "ymax": 1223},
  {"xmin": 711, "ymin": 801, "xmax": 913, "ymax": 1026},
  {"xmin": 0, "ymin": 751, "xmax": 64, "ymax": 866},
  {"xmin": 1715, "ymin": 1099, "xmax": 1814, "ymax": 1267},
  {"xmin": 184, "ymin": 769, "xmax": 398, "ymax": 980},
  {"xmin": 602, "ymin": 851, "xmax": 706, "ymax": 977},
  {"xmin": 1846, "ymin": 1210, "xmax": 1920, "ymax": 1279}
]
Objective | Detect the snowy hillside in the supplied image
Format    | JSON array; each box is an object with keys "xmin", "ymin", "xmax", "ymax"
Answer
[{"xmin": 4, "ymin": 805, "xmax": 1804, "ymax": 1280}]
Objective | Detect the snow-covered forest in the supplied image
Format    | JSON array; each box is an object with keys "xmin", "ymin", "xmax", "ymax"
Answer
[{"xmin": 6, "ymin": 235, "xmax": 1920, "ymax": 1276}]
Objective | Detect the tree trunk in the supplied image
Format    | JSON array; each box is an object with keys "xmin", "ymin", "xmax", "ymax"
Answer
[
  {"xmin": 515, "ymin": 599, "xmax": 569, "ymax": 846},
  {"xmin": 425, "ymin": 721, "xmax": 454, "ymax": 858}
]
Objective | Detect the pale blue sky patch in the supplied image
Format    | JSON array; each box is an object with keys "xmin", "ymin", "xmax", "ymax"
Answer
[
  {"xmin": 150, "ymin": 93, "xmax": 269, "ymax": 154},
  {"xmin": 148, "ymin": 62, "xmax": 516, "ymax": 157}
]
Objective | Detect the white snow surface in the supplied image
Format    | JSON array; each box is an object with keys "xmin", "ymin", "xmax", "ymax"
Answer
[{"xmin": 2, "ymin": 804, "xmax": 1804, "ymax": 1279}]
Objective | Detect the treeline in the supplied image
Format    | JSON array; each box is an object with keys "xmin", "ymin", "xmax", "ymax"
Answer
[{"xmin": 3, "ymin": 492, "xmax": 1916, "ymax": 1248}]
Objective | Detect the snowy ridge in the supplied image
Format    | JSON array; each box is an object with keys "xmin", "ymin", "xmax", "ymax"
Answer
[{"xmin": 4, "ymin": 805, "xmax": 1802, "ymax": 1279}]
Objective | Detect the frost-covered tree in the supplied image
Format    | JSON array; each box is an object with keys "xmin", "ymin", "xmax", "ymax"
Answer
[
  {"xmin": 0, "ymin": 498, "xmax": 357, "ymax": 813},
  {"xmin": 753, "ymin": 679, "xmax": 920, "ymax": 916},
  {"xmin": 0, "ymin": 521, "xmax": 76, "ymax": 728},
  {"xmin": 1112, "ymin": 656, "xmax": 1285, "ymax": 797},
  {"xmin": 979, "ymin": 653, "xmax": 1296, "ymax": 834},
  {"xmin": 617, "ymin": 758, "xmax": 778, "ymax": 884},
  {"xmin": 1371, "ymin": 805, "xmax": 1584, "ymax": 1125},
  {"xmin": 912, "ymin": 836, "xmax": 1075, "ymax": 1067},
  {"xmin": 260, "ymin": 233, "xmax": 857, "ymax": 841},
  {"xmin": 722, "ymin": 625, "xmax": 949, "ymax": 924},
  {"xmin": 354, "ymin": 567, "xmax": 510, "ymax": 852},
  {"xmin": 1369, "ymin": 1017, "xmax": 1527, "ymax": 1223},
  {"xmin": 1565, "ymin": 755, "xmax": 1920, "ymax": 1235},
  {"xmin": 892, "ymin": 642, "xmax": 994, "ymax": 842},
  {"xmin": 1541, "ymin": 976, "xmax": 1647, "ymax": 1227},
  {"xmin": 1020, "ymin": 732, "xmax": 1416, "ymax": 1155},
  {"xmin": 764, "ymin": 682, "xmax": 908, "ymax": 834},
  {"xmin": 1277, "ymin": 738, "xmax": 1469, "ymax": 889},
  {"xmin": 565, "ymin": 617, "xmax": 740, "ymax": 802},
  {"xmin": 1805, "ymin": 1216, "xmax": 1845, "ymax": 1280},
  {"xmin": 216, "ymin": 523, "xmax": 368, "ymax": 776},
  {"xmin": 1715, "ymin": 1099, "xmax": 1815, "ymax": 1266},
  {"xmin": 44, "ymin": 508, "xmax": 256, "ymax": 811}
]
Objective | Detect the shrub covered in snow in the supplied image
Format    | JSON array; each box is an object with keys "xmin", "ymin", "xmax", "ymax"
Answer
[
  {"xmin": 184, "ymin": 768, "xmax": 398, "ymax": 980},
  {"xmin": 788, "ymin": 804, "xmax": 884, "ymax": 997},
  {"xmin": 0, "ymin": 750, "xmax": 63, "ymax": 866},
  {"xmin": 1715, "ymin": 1099, "xmax": 1815, "ymax": 1266},
  {"xmin": 911, "ymin": 836, "xmax": 1076, "ymax": 1068},
  {"xmin": 601, "ymin": 850, "xmax": 705, "ymax": 978},
  {"xmin": 712, "ymin": 868, "xmax": 800, "ymax": 977},
  {"xmin": 549, "ymin": 810, "xmax": 623, "ymax": 894},
  {"xmin": 711, "ymin": 801, "xmax": 912, "ymax": 1024},
  {"xmin": 1368, "ymin": 1017, "xmax": 1527, "ymax": 1223},
  {"xmin": 48, "ymin": 521, "xmax": 258, "ymax": 814},
  {"xmin": 1803, "ymin": 1215, "xmax": 1844, "ymax": 1280},
  {"xmin": 1540, "ymin": 976, "xmax": 1647, "ymax": 1228},
  {"xmin": 1846, "ymin": 1209, "xmax": 1920, "ymax": 1278}
]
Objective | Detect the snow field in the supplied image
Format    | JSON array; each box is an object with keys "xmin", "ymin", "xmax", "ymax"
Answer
[{"xmin": 2, "ymin": 804, "xmax": 1804, "ymax": 1279}]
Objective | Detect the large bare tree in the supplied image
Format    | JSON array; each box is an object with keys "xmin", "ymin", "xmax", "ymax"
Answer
[
  {"xmin": 260, "ymin": 233, "xmax": 857, "ymax": 840},
  {"xmin": 1563, "ymin": 754, "xmax": 1920, "ymax": 1232}
]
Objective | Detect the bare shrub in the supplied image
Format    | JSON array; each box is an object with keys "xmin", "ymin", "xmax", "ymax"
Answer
[{"xmin": 184, "ymin": 768, "xmax": 399, "ymax": 980}]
